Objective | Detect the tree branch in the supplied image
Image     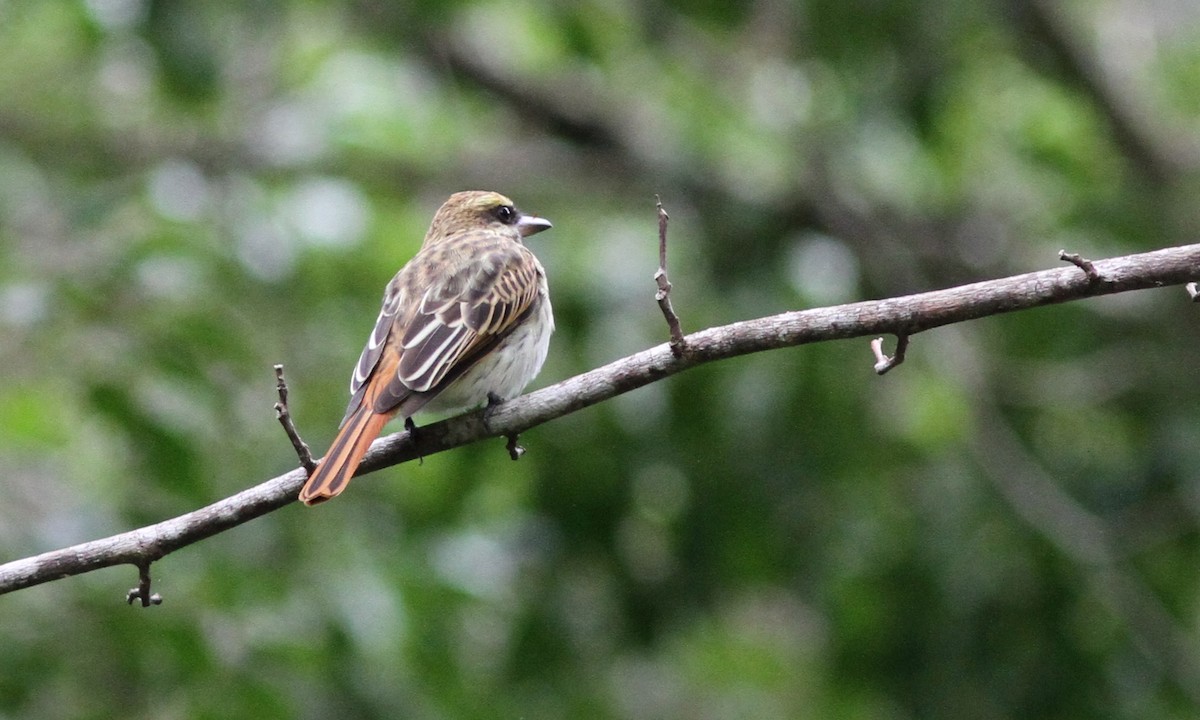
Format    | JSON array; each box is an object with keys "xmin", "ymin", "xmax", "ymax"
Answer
[
  {"xmin": 970, "ymin": 392, "xmax": 1200, "ymax": 703},
  {"xmin": 1, "ymin": 243, "xmax": 1197, "ymax": 599},
  {"xmin": 1006, "ymin": 0, "xmax": 1200, "ymax": 181}
]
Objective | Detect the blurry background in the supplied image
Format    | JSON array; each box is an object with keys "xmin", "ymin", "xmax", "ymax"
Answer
[{"xmin": 1, "ymin": 0, "xmax": 1199, "ymax": 718}]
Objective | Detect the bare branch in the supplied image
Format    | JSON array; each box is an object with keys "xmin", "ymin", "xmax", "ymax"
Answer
[
  {"xmin": 1, "ymin": 242, "xmax": 1198, "ymax": 598},
  {"xmin": 653, "ymin": 196, "xmax": 686, "ymax": 355},
  {"xmin": 971, "ymin": 406, "xmax": 1200, "ymax": 704},
  {"xmin": 1006, "ymin": 0, "xmax": 1199, "ymax": 180}
]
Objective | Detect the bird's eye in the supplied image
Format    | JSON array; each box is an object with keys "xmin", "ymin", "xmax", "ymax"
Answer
[{"xmin": 493, "ymin": 205, "xmax": 517, "ymax": 224}]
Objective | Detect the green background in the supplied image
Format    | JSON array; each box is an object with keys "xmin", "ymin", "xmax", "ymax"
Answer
[{"xmin": 1, "ymin": 1, "xmax": 1199, "ymax": 718}]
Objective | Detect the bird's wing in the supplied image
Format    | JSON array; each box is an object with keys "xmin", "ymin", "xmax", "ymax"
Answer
[
  {"xmin": 373, "ymin": 240, "xmax": 542, "ymax": 416},
  {"xmin": 340, "ymin": 277, "xmax": 407, "ymax": 427}
]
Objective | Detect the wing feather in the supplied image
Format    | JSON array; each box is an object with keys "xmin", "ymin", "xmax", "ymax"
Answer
[
  {"xmin": 342, "ymin": 278, "xmax": 405, "ymax": 426},
  {"xmin": 383, "ymin": 240, "xmax": 541, "ymax": 407},
  {"xmin": 402, "ymin": 322, "xmax": 471, "ymax": 384}
]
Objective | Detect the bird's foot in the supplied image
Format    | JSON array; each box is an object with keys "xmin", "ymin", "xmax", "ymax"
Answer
[
  {"xmin": 484, "ymin": 393, "xmax": 524, "ymax": 459},
  {"xmin": 404, "ymin": 417, "xmax": 424, "ymax": 465},
  {"xmin": 505, "ymin": 433, "xmax": 525, "ymax": 461},
  {"xmin": 482, "ymin": 392, "xmax": 505, "ymax": 429}
]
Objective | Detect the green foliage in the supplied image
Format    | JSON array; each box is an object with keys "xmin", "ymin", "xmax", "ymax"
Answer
[{"xmin": 1, "ymin": 0, "xmax": 1198, "ymax": 718}]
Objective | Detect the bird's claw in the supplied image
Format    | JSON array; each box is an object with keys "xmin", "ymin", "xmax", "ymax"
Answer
[{"xmin": 505, "ymin": 433, "xmax": 525, "ymax": 461}]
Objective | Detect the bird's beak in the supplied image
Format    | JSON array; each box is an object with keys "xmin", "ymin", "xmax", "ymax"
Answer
[{"xmin": 517, "ymin": 214, "xmax": 553, "ymax": 238}]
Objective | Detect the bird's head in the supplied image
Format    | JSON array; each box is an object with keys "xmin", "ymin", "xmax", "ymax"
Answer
[{"xmin": 424, "ymin": 190, "xmax": 552, "ymax": 246}]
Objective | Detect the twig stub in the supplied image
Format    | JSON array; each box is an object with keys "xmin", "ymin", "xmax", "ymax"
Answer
[
  {"xmin": 125, "ymin": 561, "xmax": 162, "ymax": 607},
  {"xmin": 1059, "ymin": 250, "xmax": 1101, "ymax": 284},
  {"xmin": 1186, "ymin": 282, "xmax": 1199, "ymax": 302},
  {"xmin": 653, "ymin": 196, "xmax": 686, "ymax": 356},
  {"xmin": 871, "ymin": 334, "xmax": 910, "ymax": 375}
]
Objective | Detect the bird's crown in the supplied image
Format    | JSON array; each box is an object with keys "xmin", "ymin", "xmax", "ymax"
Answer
[
  {"xmin": 423, "ymin": 190, "xmax": 550, "ymax": 248},
  {"xmin": 425, "ymin": 190, "xmax": 510, "ymax": 239}
]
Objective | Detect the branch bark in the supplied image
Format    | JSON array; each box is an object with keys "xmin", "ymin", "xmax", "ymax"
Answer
[{"xmin": 1, "ymin": 242, "xmax": 1197, "ymax": 598}]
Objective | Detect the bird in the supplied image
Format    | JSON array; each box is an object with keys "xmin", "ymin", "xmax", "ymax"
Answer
[{"xmin": 298, "ymin": 190, "xmax": 554, "ymax": 505}]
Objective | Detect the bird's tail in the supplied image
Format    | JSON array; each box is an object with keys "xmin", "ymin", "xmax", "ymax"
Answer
[{"xmin": 299, "ymin": 406, "xmax": 391, "ymax": 505}]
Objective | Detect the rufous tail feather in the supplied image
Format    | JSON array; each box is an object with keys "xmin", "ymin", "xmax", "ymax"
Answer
[{"xmin": 299, "ymin": 407, "xmax": 390, "ymax": 505}]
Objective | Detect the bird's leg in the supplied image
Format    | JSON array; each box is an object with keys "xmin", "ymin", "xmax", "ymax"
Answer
[
  {"xmin": 484, "ymin": 392, "xmax": 525, "ymax": 460},
  {"xmin": 483, "ymin": 391, "xmax": 505, "ymax": 427},
  {"xmin": 404, "ymin": 416, "xmax": 424, "ymax": 465}
]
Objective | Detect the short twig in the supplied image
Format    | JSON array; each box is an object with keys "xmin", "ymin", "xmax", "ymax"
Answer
[
  {"xmin": 274, "ymin": 364, "xmax": 317, "ymax": 475},
  {"xmin": 1186, "ymin": 282, "xmax": 1199, "ymax": 302},
  {"xmin": 125, "ymin": 561, "xmax": 162, "ymax": 607},
  {"xmin": 871, "ymin": 334, "xmax": 910, "ymax": 375},
  {"xmin": 653, "ymin": 196, "xmax": 686, "ymax": 356},
  {"xmin": 1059, "ymin": 250, "xmax": 1100, "ymax": 284}
]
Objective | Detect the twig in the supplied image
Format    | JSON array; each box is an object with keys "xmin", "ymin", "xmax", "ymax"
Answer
[
  {"xmin": 274, "ymin": 364, "xmax": 316, "ymax": 475},
  {"xmin": 870, "ymin": 334, "xmax": 910, "ymax": 375},
  {"xmin": 1, "ymin": 242, "xmax": 1198, "ymax": 598},
  {"xmin": 1059, "ymin": 250, "xmax": 1100, "ymax": 284},
  {"xmin": 125, "ymin": 560, "xmax": 162, "ymax": 607},
  {"xmin": 653, "ymin": 196, "xmax": 686, "ymax": 356},
  {"xmin": 1187, "ymin": 282, "xmax": 1199, "ymax": 302}
]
